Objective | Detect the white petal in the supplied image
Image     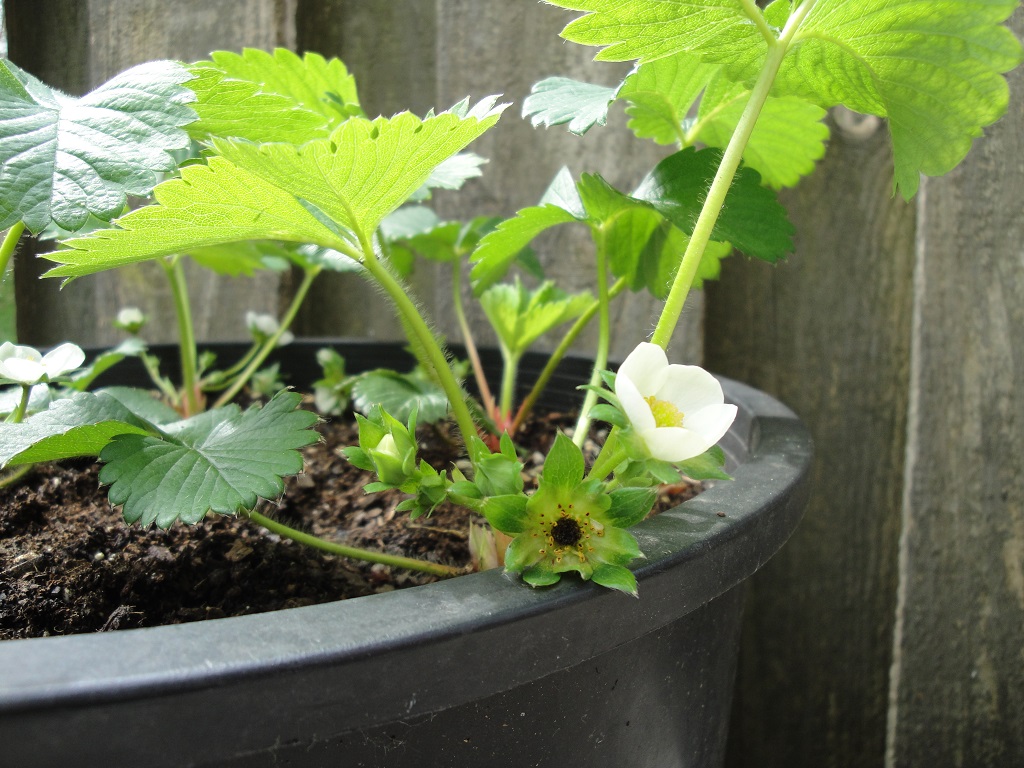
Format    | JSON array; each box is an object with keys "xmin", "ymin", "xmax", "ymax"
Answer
[
  {"xmin": 659, "ymin": 364, "xmax": 726, "ymax": 414},
  {"xmin": 641, "ymin": 426, "xmax": 712, "ymax": 463},
  {"xmin": 0, "ymin": 342, "xmax": 41, "ymax": 364},
  {"xmin": 616, "ymin": 369, "xmax": 656, "ymax": 433},
  {"xmin": 618, "ymin": 342, "xmax": 667, "ymax": 396},
  {"xmin": 0, "ymin": 357, "xmax": 46, "ymax": 385},
  {"xmin": 684, "ymin": 404, "xmax": 738, "ymax": 447},
  {"xmin": 41, "ymin": 343, "xmax": 85, "ymax": 377}
]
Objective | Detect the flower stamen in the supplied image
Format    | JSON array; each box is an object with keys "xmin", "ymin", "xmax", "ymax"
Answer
[{"xmin": 644, "ymin": 395, "xmax": 685, "ymax": 428}]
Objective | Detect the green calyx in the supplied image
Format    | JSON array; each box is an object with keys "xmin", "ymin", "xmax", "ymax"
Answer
[{"xmin": 481, "ymin": 433, "xmax": 653, "ymax": 596}]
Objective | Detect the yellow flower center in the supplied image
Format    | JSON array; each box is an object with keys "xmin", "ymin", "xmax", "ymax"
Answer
[{"xmin": 645, "ymin": 395, "xmax": 685, "ymax": 428}]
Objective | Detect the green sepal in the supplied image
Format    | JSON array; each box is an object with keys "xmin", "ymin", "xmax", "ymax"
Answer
[
  {"xmin": 504, "ymin": 531, "xmax": 543, "ymax": 572},
  {"xmin": 522, "ymin": 566, "xmax": 562, "ymax": 588},
  {"xmin": 589, "ymin": 403, "xmax": 628, "ymax": 429},
  {"xmin": 481, "ymin": 494, "xmax": 530, "ymax": 535},
  {"xmin": 600, "ymin": 526, "xmax": 643, "ymax": 566},
  {"xmin": 540, "ymin": 432, "xmax": 585, "ymax": 491},
  {"xmin": 676, "ymin": 445, "xmax": 731, "ymax": 481},
  {"xmin": 591, "ymin": 564, "xmax": 638, "ymax": 598},
  {"xmin": 605, "ymin": 486, "xmax": 657, "ymax": 528},
  {"xmin": 342, "ymin": 446, "xmax": 375, "ymax": 472}
]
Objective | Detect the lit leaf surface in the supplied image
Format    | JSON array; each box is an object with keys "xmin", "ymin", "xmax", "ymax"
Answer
[{"xmin": 0, "ymin": 59, "xmax": 195, "ymax": 233}]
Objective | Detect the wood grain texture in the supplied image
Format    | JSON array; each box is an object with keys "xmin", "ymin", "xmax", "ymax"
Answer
[
  {"xmin": 8, "ymin": 0, "xmax": 294, "ymax": 347},
  {"xmin": 707, "ymin": 112, "xmax": 917, "ymax": 767},
  {"xmin": 294, "ymin": 0, "xmax": 703, "ymax": 363},
  {"xmin": 886, "ymin": 9, "xmax": 1024, "ymax": 765}
]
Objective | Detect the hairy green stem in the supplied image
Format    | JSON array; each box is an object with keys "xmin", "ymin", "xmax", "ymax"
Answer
[
  {"xmin": 213, "ymin": 266, "xmax": 320, "ymax": 409},
  {"xmin": 0, "ymin": 221, "xmax": 25, "ymax": 286},
  {"xmin": 244, "ymin": 508, "xmax": 461, "ymax": 577},
  {"xmin": 163, "ymin": 257, "xmax": 201, "ymax": 415},
  {"xmin": 509, "ymin": 277, "xmax": 627, "ymax": 436},
  {"xmin": 650, "ymin": 2, "xmax": 817, "ymax": 349},
  {"xmin": 359, "ymin": 237, "xmax": 481, "ymax": 462},
  {"xmin": 573, "ymin": 227, "xmax": 612, "ymax": 448}
]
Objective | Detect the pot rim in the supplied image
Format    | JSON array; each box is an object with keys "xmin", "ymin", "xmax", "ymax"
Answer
[{"xmin": 0, "ymin": 340, "xmax": 812, "ymax": 734}]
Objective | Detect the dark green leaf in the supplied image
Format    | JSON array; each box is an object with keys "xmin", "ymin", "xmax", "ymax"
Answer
[
  {"xmin": 633, "ymin": 147, "xmax": 793, "ymax": 263},
  {"xmin": 99, "ymin": 391, "xmax": 319, "ymax": 528},
  {"xmin": 352, "ymin": 369, "xmax": 449, "ymax": 424}
]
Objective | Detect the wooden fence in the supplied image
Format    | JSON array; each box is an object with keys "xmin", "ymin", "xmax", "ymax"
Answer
[{"xmin": 5, "ymin": 2, "xmax": 1022, "ymax": 766}]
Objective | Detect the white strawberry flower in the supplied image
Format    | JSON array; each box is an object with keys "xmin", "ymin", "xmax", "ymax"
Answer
[
  {"xmin": 0, "ymin": 342, "xmax": 85, "ymax": 386},
  {"xmin": 614, "ymin": 342, "xmax": 737, "ymax": 463}
]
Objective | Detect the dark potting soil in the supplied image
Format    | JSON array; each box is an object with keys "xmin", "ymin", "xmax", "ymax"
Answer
[{"xmin": 0, "ymin": 407, "xmax": 701, "ymax": 640}]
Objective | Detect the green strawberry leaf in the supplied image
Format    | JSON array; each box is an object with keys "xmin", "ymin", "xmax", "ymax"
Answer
[
  {"xmin": 351, "ymin": 369, "xmax": 449, "ymax": 424},
  {"xmin": 98, "ymin": 391, "xmax": 319, "ymax": 528},
  {"xmin": 187, "ymin": 48, "xmax": 362, "ymax": 143},
  {"xmin": 547, "ymin": 0, "xmax": 1023, "ymax": 198},
  {"xmin": 782, "ymin": 0, "xmax": 1023, "ymax": 197},
  {"xmin": 187, "ymin": 240, "xmax": 295, "ymax": 277},
  {"xmin": 605, "ymin": 486, "xmax": 657, "ymax": 528},
  {"xmin": 212, "ymin": 96, "xmax": 507, "ymax": 241},
  {"xmin": 633, "ymin": 147, "xmax": 792, "ymax": 262},
  {"xmin": 0, "ymin": 59, "xmax": 195, "ymax": 233},
  {"xmin": 480, "ymin": 280, "xmax": 593, "ymax": 358},
  {"xmin": 551, "ymin": 0, "xmax": 768, "ymax": 72},
  {"xmin": 0, "ymin": 391, "xmax": 155, "ymax": 467},
  {"xmin": 619, "ymin": 53, "xmax": 828, "ymax": 188},
  {"xmin": 470, "ymin": 204, "xmax": 580, "ymax": 292},
  {"xmin": 522, "ymin": 76, "xmax": 619, "ymax": 135},
  {"xmin": 41, "ymin": 157, "xmax": 354, "ymax": 279}
]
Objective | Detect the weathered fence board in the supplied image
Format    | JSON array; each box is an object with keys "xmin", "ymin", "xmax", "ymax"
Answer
[
  {"xmin": 886, "ymin": 8, "xmax": 1024, "ymax": 763},
  {"xmin": 708, "ymin": 110, "xmax": 917, "ymax": 767},
  {"xmin": 711, "ymin": 9, "xmax": 1024, "ymax": 768}
]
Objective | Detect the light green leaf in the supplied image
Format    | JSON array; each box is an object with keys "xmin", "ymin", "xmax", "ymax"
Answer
[
  {"xmin": 549, "ymin": 0, "xmax": 1023, "ymax": 198},
  {"xmin": 784, "ymin": 0, "xmax": 1022, "ymax": 197},
  {"xmin": 620, "ymin": 53, "xmax": 828, "ymax": 188},
  {"xmin": 419, "ymin": 152, "xmax": 488, "ymax": 193},
  {"xmin": 605, "ymin": 487, "xmax": 657, "ymax": 528},
  {"xmin": 41, "ymin": 157, "xmax": 353, "ymax": 279},
  {"xmin": 99, "ymin": 391, "xmax": 319, "ymax": 528},
  {"xmin": 187, "ymin": 240, "xmax": 295, "ymax": 277},
  {"xmin": 187, "ymin": 48, "xmax": 362, "ymax": 144},
  {"xmin": 470, "ymin": 205, "xmax": 580, "ymax": 292},
  {"xmin": 550, "ymin": 0, "xmax": 767, "ymax": 73},
  {"xmin": 0, "ymin": 391, "xmax": 155, "ymax": 467},
  {"xmin": 480, "ymin": 279, "xmax": 593, "ymax": 358},
  {"xmin": 213, "ymin": 97, "xmax": 507, "ymax": 240},
  {"xmin": 351, "ymin": 369, "xmax": 449, "ymax": 424},
  {"xmin": 522, "ymin": 76, "xmax": 619, "ymax": 135},
  {"xmin": 0, "ymin": 59, "xmax": 195, "ymax": 233}
]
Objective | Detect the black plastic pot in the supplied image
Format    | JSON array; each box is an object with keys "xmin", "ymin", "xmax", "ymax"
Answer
[{"xmin": 0, "ymin": 340, "xmax": 811, "ymax": 768}]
